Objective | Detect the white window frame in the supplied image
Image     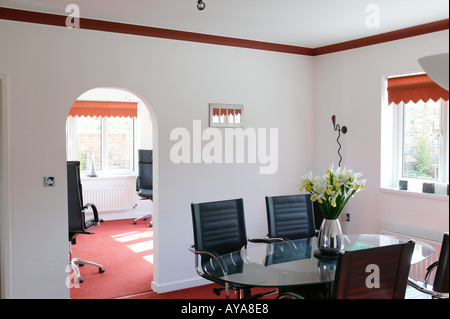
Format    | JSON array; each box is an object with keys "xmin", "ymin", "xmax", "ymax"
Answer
[
  {"xmin": 381, "ymin": 75, "xmax": 449, "ymax": 196},
  {"xmin": 66, "ymin": 116, "xmax": 136, "ymax": 176},
  {"xmin": 393, "ymin": 100, "xmax": 449, "ymax": 184}
]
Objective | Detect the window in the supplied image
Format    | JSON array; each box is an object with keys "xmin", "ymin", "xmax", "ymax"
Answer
[
  {"xmin": 381, "ymin": 73, "xmax": 449, "ymax": 195},
  {"xmin": 401, "ymin": 100, "xmax": 446, "ymax": 180},
  {"xmin": 66, "ymin": 100, "xmax": 137, "ymax": 175}
]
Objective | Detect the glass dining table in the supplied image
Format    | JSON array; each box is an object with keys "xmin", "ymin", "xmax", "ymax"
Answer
[{"xmin": 209, "ymin": 234, "xmax": 435, "ymax": 294}]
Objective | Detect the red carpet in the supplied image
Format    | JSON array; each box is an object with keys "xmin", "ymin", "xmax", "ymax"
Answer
[
  {"xmin": 70, "ymin": 219, "xmax": 154, "ymax": 299},
  {"xmin": 70, "ymin": 219, "xmax": 275, "ymax": 299}
]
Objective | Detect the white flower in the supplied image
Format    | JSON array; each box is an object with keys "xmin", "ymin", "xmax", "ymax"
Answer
[{"xmin": 299, "ymin": 165, "xmax": 366, "ymax": 219}]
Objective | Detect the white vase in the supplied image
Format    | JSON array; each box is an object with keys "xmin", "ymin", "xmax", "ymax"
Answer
[{"xmin": 88, "ymin": 153, "xmax": 97, "ymax": 177}]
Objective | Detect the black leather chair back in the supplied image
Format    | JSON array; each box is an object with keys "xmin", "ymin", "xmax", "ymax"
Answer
[
  {"xmin": 265, "ymin": 194, "xmax": 316, "ymax": 240},
  {"xmin": 332, "ymin": 240, "xmax": 415, "ymax": 299},
  {"xmin": 433, "ymin": 233, "xmax": 449, "ymax": 294},
  {"xmin": 137, "ymin": 149, "xmax": 153, "ymax": 198},
  {"xmin": 67, "ymin": 161, "xmax": 85, "ymax": 236},
  {"xmin": 191, "ymin": 198, "xmax": 248, "ymax": 257},
  {"xmin": 313, "ymin": 201, "xmax": 323, "ymax": 229}
]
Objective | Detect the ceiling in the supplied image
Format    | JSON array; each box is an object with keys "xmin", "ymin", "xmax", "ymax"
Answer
[{"xmin": 0, "ymin": 0, "xmax": 448, "ymax": 48}]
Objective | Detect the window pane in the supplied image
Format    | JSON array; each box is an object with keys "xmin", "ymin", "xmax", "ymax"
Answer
[
  {"xmin": 402, "ymin": 100, "xmax": 441, "ymax": 180},
  {"xmin": 107, "ymin": 117, "xmax": 132, "ymax": 170},
  {"xmin": 76, "ymin": 116, "xmax": 102, "ymax": 171}
]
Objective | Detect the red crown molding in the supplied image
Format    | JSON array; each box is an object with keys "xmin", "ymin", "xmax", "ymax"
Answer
[
  {"xmin": 314, "ymin": 19, "xmax": 449, "ymax": 55},
  {"xmin": 0, "ymin": 7, "xmax": 313, "ymax": 56},
  {"xmin": 0, "ymin": 7, "xmax": 448, "ymax": 56}
]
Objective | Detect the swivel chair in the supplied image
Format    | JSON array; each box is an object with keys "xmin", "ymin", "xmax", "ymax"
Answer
[
  {"xmin": 67, "ymin": 161, "xmax": 105, "ymax": 284},
  {"xmin": 133, "ymin": 149, "xmax": 153, "ymax": 227}
]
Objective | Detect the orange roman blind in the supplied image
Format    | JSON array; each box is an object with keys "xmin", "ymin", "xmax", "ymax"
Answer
[
  {"xmin": 68, "ymin": 101, "xmax": 138, "ymax": 118},
  {"xmin": 387, "ymin": 74, "xmax": 449, "ymax": 105}
]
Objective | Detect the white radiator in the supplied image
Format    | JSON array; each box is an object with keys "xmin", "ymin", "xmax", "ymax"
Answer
[
  {"xmin": 82, "ymin": 186, "xmax": 135, "ymax": 212},
  {"xmin": 381, "ymin": 227, "xmax": 442, "ymax": 282}
]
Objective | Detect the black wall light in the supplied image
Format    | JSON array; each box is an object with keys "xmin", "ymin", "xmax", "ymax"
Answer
[
  {"xmin": 197, "ymin": 0, "xmax": 206, "ymax": 10},
  {"xmin": 331, "ymin": 115, "xmax": 347, "ymax": 167}
]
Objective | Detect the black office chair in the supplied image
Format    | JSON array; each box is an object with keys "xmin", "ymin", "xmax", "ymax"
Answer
[
  {"xmin": 67, "ymin": 161, "xmax": 105, "ymax": 284},
  {"xmin": 189, "ymin": 198, "xmax": 273, "ymax": 299},
  {"xmin": 265, "ymin": 194, "xmax": 318, "ymax": 241},
  {"xmin": 332, "ymin": 240, "xmax": 415, "ymax": 299},
  {"xmin": 408, "ymin": 233, "xmax": 449, "ymax": 299},
  {"xmin": 133, "ymin": 149, "xmax": 153, "ymax": 227}
]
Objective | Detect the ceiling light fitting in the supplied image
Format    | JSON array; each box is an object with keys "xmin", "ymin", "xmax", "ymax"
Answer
[
  {"xmin": 197, "ymin": 0, "xmax": 206, "ymax": 11},
  {"xmin": 418, "ymin": 53, "xmax": 449, "ymax": 91}
]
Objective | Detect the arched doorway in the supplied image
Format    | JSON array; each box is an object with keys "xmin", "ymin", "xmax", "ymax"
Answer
[{"xmin": 66, "ymin": 87, "xmax": 158, "ymax": 298}]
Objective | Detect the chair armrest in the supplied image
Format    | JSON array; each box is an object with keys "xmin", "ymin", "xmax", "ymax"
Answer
[
  {"xmin": 83, "ymin": 203, "xmax": 103, "ymax": 225},
  {"xmin": 424, "ymin": 261, "xmax": 439, "ymax": 287},
  {"xmin": 188, "ymin": 245, "xmax": 229, "ymax": 276},
  {"xmin": 189, "ymin": 245, "xmax": 234, "ymax": 298},
  {"xmin": 248, "ymin": 238, "xmax": 282, "ymax": 244},
  {"xmin": 188, "ymin": 245, "xmax": 219, "ymax": 259},
  {"xmin": 248, "ymin": 236, "xmax": 285, "ymax": 244},
  {"xmin": 407, "ymin": 278, "xmax": 449, "ymax": 299}
]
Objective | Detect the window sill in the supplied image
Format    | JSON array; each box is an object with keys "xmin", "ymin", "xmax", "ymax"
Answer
[
  {"xmin": 81, "ymin": 172, "xmax": 136, "ymax": 181},
  {"xmin": 380, "ymin": 187, "xmax": 449, "ymax": 201}
]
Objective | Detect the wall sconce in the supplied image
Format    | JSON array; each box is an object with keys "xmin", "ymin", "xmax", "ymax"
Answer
[{"xmin": 331, "ymin": 115, "xmax": 347, "ymax": 167}]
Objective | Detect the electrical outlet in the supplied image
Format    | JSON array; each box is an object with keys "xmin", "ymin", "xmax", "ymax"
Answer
[{"xmin": 345, "ymin": 213, "xmax": 350, "ymax": 222}]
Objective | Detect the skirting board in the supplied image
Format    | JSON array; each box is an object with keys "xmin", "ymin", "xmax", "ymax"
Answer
[{"xmin": 151, "ymin": 277, "xmax": 211, "ymax": 294}]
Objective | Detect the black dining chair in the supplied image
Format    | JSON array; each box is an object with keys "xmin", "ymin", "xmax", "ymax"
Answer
[
  {"xmin": 408, "ymin": 232, "xmax": 449, "ymax": 299},
  {"xmin": 332, "ymin": 240, "xmax": 415, "ymax": 299},
  {"xmin": 189, "ymin": 198, "xmax": 273, "ymax": 299},
  {"xmin": 67, "ymin": 161, "xmax": 105, "ymax": 284},
  {"xmin": 278, "ymin": 240, "xmax": 416, "ymax": 299},
  {"xmin": 262, "ymin": 194, "xmax": 328, "ymax": 298},
  {"xmin": 265, "ymin": 194, "xmax": 318, "ymax": 241}
]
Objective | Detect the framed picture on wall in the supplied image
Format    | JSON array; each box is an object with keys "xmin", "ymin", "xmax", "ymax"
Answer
[{"xmin": 209, "ymin": 103, "xmax": 244, "ymax": 128}]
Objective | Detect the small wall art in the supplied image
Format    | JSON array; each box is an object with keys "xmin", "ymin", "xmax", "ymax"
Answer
[{"xmin": 209, "ymin": 103, "xmax": 243, "ymax": 128}]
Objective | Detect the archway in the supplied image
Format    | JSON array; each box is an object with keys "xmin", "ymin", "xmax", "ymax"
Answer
[{"xmin": 65, "ymin": 87, "xmax": 158, "ymax": 298}]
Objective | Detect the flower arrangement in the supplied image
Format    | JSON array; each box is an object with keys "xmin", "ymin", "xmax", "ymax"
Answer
[{"xmin": 299, "ymin": 166, "xmax": 366, "ymax": 220}]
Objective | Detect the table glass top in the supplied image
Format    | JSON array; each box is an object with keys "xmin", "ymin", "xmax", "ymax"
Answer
[{"xmin": 214, "ymin": 234, "xmax": 435, "ymax": 288}]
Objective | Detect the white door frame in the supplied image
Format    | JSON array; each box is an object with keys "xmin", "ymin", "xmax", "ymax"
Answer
[{"xmin": 0, "ymin": 73, "xmax": 12, "ymax": 298}]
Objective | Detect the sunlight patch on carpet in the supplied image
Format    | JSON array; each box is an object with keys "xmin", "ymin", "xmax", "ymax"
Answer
[
  {"xmin": 112, "ymin": 230, "xmax": 153, "ymax": 242},
  {"xmin": 127, "ymin": 240, "xmax": 153, "ymax": 253},
  {"xmin": 143, "ymin": 254, "xmax": 154, "ymax": 264}
]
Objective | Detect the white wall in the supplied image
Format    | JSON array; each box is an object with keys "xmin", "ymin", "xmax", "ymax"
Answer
[
  {"xmin": 313, "ymin": 30, "xmax": 449, "ymax": 236},
  {"xmin": 0, "ymin": 20, "xmax": 314, "ymax": 298},
  {"xmin": 1, "ymin": 18, "xmax": 448, "ymax": 299}
]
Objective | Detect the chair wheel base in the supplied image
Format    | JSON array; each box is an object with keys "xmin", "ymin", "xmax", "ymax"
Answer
[
  {"xmin": 212, "ymin": 288, "xmax": 224, "ymax": 296},
  {"xmin": 277, "ymin": 292, "xmax": 304, "ymax": 299}
]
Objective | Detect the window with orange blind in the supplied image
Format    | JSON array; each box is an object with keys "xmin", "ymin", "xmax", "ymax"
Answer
[
  {"xmin": 66, "ymin": 101, "xmax": 137, "ymax": 174},
  {"xmin": 383, "ymin": 73, "xmax": 449, "ymax": 194}
]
